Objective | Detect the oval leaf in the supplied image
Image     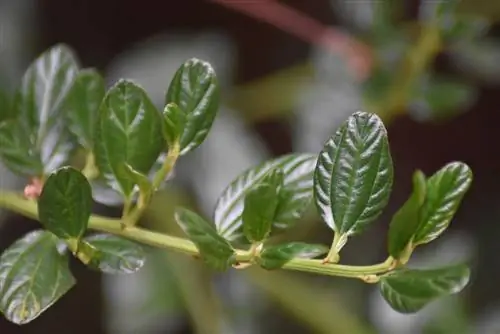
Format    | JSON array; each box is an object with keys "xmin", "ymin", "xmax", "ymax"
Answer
[
  {"xmin": 313, "ymin": 111, "xmax": 393, "ymax": 236},
  {"xmin": 214, "ymin": 153, "xmax": 317, "ymax": 241},
  {"xmin": 10, "ymin": 44, "xmax": 79, "ymax": 175},
  {"xmin": 242, "ymin": 169, "xmax": 283, "ymax": 243},
  {"xmin": 38, "ymin": 167, "xmax": 92, "ymax": 240},
  {"xmin": 165, "ymin": 58, "xmax": 219, "ymax": 155},
  {"xmin": 0, "ymin": 230, "xmax": 75, "ymax": 324},
  {"xmin": 257, "ymin": 242, "xmax": 328, "ymax": 270},
  {"xmin": 94, "ymin": 80, "xmax": 165, "ymax": 199},
  {"xmin": 175, "ymin": 208, "xmax": 235, "ymax": 271},
  {"xmin": 387, "ymin": 170, "xmax": 427, "ymax": 259},
  {"xmin": 413, "ymin": 162, "xmax": 472, "ymax": 245},
  {"xmin": 64, "ymin": 68, "xmax": 105, "ymax": 149},
  {"xmin": 84, "ymin": 234, "xmax": 146, "ymax": 274},
  {"xmin": 379, "ymin": 264, "xmax": 470, "ymax": 313}
]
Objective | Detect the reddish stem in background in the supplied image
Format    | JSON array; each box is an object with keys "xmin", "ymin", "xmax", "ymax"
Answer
[
  {"xmin": 24, "ymin": 177, "xmax": 43, "ymax": 200},
  {"xmin": 208, "ymin": 0, "xmax": 373, "ymax": 80}
]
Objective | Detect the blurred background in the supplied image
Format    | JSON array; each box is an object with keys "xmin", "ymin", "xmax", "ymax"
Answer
[{"xmin": 1, "ymin": 0, "xmax": 500, "ymax": 333}]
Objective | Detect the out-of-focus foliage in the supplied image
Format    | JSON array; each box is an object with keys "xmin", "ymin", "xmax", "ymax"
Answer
[{"xmin": 0, "ymin": 0, "xmax": 498, "ymax": 333}]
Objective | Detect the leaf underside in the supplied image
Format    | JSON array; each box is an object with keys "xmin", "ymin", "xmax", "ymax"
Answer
[
  {"xmin": 214, "ymin": 153, "xmax": 317, "ymax": 241},
  {"xmin": 379, "ymin": 264, "xmax": 470, "ymax": 313}
]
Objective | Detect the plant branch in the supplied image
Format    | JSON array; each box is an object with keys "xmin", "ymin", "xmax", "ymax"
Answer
[
  {"xmin": 152, "ymin": 141, "xmax": 180, "ymax": 190},
  {"xmin": 209, "ymin": 0, "xmax": 372, "ymax": 80},
  {"xmin": 81, "ymin": 151, "xmax": 99, "ymax": 180},
  {"xmin": 124, "ymin": 142, "xmax": 181, "ymax": 225},
  {"xmin": 373, "ymin": 23, "xmax": 442, "ymax": 121},
  {"xmin": 0, "ymin": 192, "xmax": 395, "ymax": 280}
]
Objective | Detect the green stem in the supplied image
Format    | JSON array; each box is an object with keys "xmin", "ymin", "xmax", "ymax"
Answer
[
  {"xmin": 81, "ymin": 151, "xmax": 99, "ymax": 180},
  {"xmin": 0, "ymin": 192, "xmax": 394, "ymax": 279},
  {"xmin": 124, "ymin": 142, "xmax": 180, "ymax": 225},
  {"xmin": 152, "ymin": 141, "xmax": 180, "ymax": 191},
  {"xmin": 324, "ymin": 233, "xmax": 344, "ymax": 263}
]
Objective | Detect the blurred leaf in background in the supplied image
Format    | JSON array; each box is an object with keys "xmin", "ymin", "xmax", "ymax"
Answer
[
  {"xmin": 408, "ymin": 74, "xmax": 477, "ymax": 122},
  {"xmin": 448, "ymin": 37, "xmax": 500, "ymax": 85}
]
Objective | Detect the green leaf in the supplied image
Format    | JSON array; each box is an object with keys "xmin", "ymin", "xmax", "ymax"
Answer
[
  {"xmin": 387, "ymin": 170, "xmax": 427, "ymax": 259},
  {"xmin": 409, "ymin": 75, "xmax": 477, "ymax": 122},
  {"xmin": 11, "ymin": 44, "xmax": 79, "ymax": 175},
  {"xmin": 413, "ymin": 162, "xmax": 472, "ymax": 245},
  {"xmin": 120, "ymin": 163, "xmax": 153, "ymax": 200},
  {"xmin": 162, "ymin": 103, "xmax": 186, "ymax": 146},
  {"xmin": 165, "ymin": 58, "xmax": 220, "ymax": 155},
  {"xmin": 0, "ymin": 230, "xmax": 76, "ymax": 324},
  {"xmin": 38, "ymin": 166, "xmax": 92, "ymax": 240},
  {"xmin": 379, "ymin": 264, "xmax": 470, "ymax": 313},
  {"xmin": 313, "ymin": 111, "xmax": 393, "ymax": 237},
  {"xmin": 175, "ymin": 208, "xmax": 235, "ymax": 271},
  {"xmin": 0, "ymin": 119, "xmax": 44, "ymax": 175},
  {"xmin": 257, "ymin": 242, "xmax": 328, "ymax": 270},
  {"xmin": 94, "ymin": 80, "xmax": 164, "ymax": 199},
  {"xmin": 214, "ymin": 153, "xmax": 317, "ymax": 241},
  {"xmin": 64, "ymin": 68, "xmax": 105, "ymax": 149},
  {"xmin": 84, "ymin": 234, "xmax": 146, "ymax": 274},
  {"xmin": 242, "ymin": 169, "xmax": 283, "ymax": 243}
]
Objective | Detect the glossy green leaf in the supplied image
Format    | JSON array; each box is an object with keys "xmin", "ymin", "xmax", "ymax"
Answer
[
  {"xmin": 94, "ymin": 80, "xmax": 164, "ymax": 199},
  {"xmin": 38, "ymin": 166, "xmax": 92, "ymax": 240},
  {"xmin": 165, "ymin": 58, "xmax": 219, "ymax": 155},
  {"xmin": 313, "ymin": 111, "xmax": 393, "ymax": 236},
  {"xmin": 175, "ymin": 208, "xmax": 236, "ymax": 270},
  {"xmin": 162, "ymin": 103, "xmax": 186, "ymax": 146},
  {"xmin": 84, "ymin": 234, "xmax": 146, "ymax": 274},
  {"xmin": 387, "ymin": 171, "xmax": 427, "ymax": 259},
  {"xmin": 257, "ymin": 242, "xmax": 328, "ymax": 270},
  {"xmin": 413, "ymin": 162, "xmax": 472, "ymax": 245},
  {"xmin": 214, "ymin": 153, "xmax": 317, "ymax": 241},
  {"xmin": 409, "ymin": 76, "xmax": 477, "ymax": 122},
  {"xmin": 0, "ymin": 230, "xmax": 76, "ymax": 324},
  {"xmin": 64, "ymin": 68, "xmax": 105, "ymax": 149},
  {"xmin": 379, "ymin": 264, "xmax": 470, "ymax": 313},
  {"xmin": 242, "ymin": 169, "xmax": 283, "ymax": 243},
  {"xmin": 10, "ymin": 44, "xmax": 79, "ymax": 175}
]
